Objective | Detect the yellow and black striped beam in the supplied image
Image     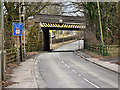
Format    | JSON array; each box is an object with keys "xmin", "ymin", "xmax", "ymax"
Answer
[{"xmin": 40, "ymin": 22, "xmax": 85, "ymax": 29}]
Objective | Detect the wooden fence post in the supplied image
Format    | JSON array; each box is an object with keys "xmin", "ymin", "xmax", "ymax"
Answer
[
  {"xmin": 3, "ymin": 51, "xmax": 6, "ymax": 80},
  {"xmin": 0, "ymin": 50, "xmax": 2, "ymax": 89}
]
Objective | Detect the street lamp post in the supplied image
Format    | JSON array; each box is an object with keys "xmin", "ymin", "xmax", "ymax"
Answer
[{"xmin": 23, "ymin": 0, "xmax": 26, "ymax": 59}]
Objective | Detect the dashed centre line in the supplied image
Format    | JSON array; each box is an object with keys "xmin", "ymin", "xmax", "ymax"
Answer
[
  {"xmin": 58, "ymin": 56, "xmax": 61, "ymax": 60},
  {"xmin": 62, "ymin": 60, "xmax": 64, "ymax": 63},
  {"xmin": 58, "ymin": 55, "xmax": 99, "ymax": 88},
  {"xmin": 78, "ymin": 74, "xmax": 81, "ymax": 77},
  {"xmin": 65, "ymin": 64, "xmax": 70, "ymax": 68},
  {"xmin": 72, "ymin": 70, "xmax": 77, "ymax": 74},
  {"xmin": 83, "ymin": 78, "xmax": 100, "ymax": 88}
]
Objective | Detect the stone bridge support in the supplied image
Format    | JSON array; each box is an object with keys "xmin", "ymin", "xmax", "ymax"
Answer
[{"xmin": 42, "ymin": 28, "xmax": 50, "ymax": 51}]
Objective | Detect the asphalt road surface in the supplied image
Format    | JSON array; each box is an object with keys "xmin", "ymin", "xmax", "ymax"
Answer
[{"xmin": 36, "ymin": 41, "xmax": 118, "ymax": 88}]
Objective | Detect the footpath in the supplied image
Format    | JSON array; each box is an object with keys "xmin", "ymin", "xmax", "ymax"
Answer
[{"xmin": 6, "ymin": 58, "xmax": 37, "ymax": 88}]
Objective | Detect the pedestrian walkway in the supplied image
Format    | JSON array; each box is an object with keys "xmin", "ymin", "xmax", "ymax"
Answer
[
  {"xmin": 6, "ymin": 59, "xmax": 37, "ymax": 88},
  {"xmin": 74, "ymin": 50, "xmax": 120, "ymax": 74}
]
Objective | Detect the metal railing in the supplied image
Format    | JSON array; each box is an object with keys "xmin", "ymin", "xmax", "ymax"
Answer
[{"xmin": 52, "ymin": 35, "xmax": 79, "ymax": 44}]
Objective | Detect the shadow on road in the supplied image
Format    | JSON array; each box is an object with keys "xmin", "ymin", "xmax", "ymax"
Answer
[{"xmin": 49, "ymin": 50, "xmax": 74, "ymax": 52}]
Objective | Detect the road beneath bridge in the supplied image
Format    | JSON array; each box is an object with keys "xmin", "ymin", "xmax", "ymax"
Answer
[
  {"xmin": 35, "ymin": 41, "xmax": 118, "ymax": 88},
  {"xmin": 34, "ymin": 14, "xmax": 85, "ymax": 51}
]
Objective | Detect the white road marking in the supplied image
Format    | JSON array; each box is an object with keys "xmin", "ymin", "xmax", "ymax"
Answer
[
  {"xmin": 65, "ymin": 64, "xmax": 70, "ymax": 68},
  {"xmin": 58, "ymin": 53, "xmax": 99, "ymax": 88},
  {"xmin": 58, "ymin": 56, "xmax": 61, "ymax": 60},
  {"xmin": 58, "ymin": 56, "xmax": 70, "ymax": 68},
  {"xmin": 78, "ymin": 74, "xmax": 81, "ymax": 77},
  {"xmin": 83, "ymin": 78, "xmax": 100, "ymax": 88},
  {"xmin": 62, "ymin": 60, "xmax": 64, "ymax": 63},
  {"xmin": 72, "ymin": 70, "xmax": 77, "ymax": 74},
  {"xmin": 35, "ymin": 72, "xmax": 38, "ymax": 74}
]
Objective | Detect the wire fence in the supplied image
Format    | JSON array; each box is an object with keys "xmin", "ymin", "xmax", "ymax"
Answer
[{"xmin": 85, "ymin": 44, "xmax": 119, "ymax": 56}]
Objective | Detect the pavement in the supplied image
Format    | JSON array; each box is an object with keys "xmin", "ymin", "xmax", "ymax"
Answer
[
  {"xmin": 6, "ymin": 58, "xmax": 37, "ymax": 88},
  {"xmin": 5, "ymin": 41, "xmax": 119, "ymax": 88},
  {"xmin": 74, "ymin": 50, "xmax": 120, "ymax": 74}
]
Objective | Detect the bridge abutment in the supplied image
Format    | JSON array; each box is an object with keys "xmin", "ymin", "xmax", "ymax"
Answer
[{"xmin": 43, "ymin": 28, "xmax": 50, "ymax": 51}]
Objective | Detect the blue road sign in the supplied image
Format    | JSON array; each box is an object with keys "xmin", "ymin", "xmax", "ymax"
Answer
[{"xmin": 13, "ymin": 23, "xmax": 23, "ymax": 36}]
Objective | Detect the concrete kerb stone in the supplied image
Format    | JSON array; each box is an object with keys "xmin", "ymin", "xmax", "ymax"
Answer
[
  {"xmin": 74, "ymin": 50, "xmax": 120, "ymax": 74},
  {"xmin": 32, "ymin": 54, "xmax": 39, "ymax": 88},
  {"xmin": 33, "ymin": 52, "xmax": 47, "ymax": 88}
]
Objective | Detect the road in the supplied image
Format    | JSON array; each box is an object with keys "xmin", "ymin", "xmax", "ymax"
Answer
[{"xmin": 35, "ymin": 41, "xmax": 118, "ymax": 88}]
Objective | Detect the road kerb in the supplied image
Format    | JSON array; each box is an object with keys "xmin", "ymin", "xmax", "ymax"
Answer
[
  {"xmin": 74, "ymin": 51, "xmax": 119, "ymax": 74},
  {"xmin": 33, "ymin": 53, "xmax": 47, "ymax": 88}
]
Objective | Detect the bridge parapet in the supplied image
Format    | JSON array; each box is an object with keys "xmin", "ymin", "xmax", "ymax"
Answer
[{"xmin": 34, "ymin": 14, "xmax": 85, "ymax": 25}]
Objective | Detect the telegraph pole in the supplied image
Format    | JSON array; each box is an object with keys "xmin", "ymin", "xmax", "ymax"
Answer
[
  {"xmin": 97, "ymin": 0, "xmax": 104, "ymax": 55},
  {"xmin": 1, "ymin": 0, "xmax": 5, "ymax": 81},
  {"xmin": 23, "ymin": 0, "xmax": 26, "ymax": 59},
  {"xmin": 16, "ymin": 1, "xmax": 21, "ymax": 65},
  {"xmin": 1, "ymin": 0, "xmax": 5, "ymax": 82},
  {"xmin": 97, "ymin": 0, "xmax": 104, "ymax": 45},
  {"xmin": 19, "ymin": 0, "xmax": 23, "ymax": 61}
]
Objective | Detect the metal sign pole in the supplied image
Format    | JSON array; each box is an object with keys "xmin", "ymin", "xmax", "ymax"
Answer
[
  {"xmin": 17, "ymin": 37, "xmax": 20, "ymax": 65},
  {"xmin": 13, "ymin": 22, "xmax": 23, "ymax": 64}
]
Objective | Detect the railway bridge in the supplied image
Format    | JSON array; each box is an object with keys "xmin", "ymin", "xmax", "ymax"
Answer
[{"xmin": 34, "ymin": 14, "xmax": 85, "ymax": 51}]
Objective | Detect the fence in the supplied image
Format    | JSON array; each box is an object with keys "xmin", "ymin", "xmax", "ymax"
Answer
[
  {"xmin": 5, "ymin": 48, "xmax": 17, "ymax": 64},
  {"xmin": 85, "ymin": 44, "xmax": 119, "ymax": 56},
  {"xmin": 5, "ymin": 45, "xmax": 27, "ymax": 64},
  {"xmin": 5, "ymin": 35, "xmax": 79, "ymax": 64},
  {"xmin": 52, "ymin": 35, "xmax": 79, "ymax": 44}
]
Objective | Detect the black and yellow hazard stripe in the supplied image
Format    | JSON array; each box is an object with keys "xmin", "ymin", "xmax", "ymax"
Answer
[{"xmin": 41, "ymin": 22, "xmax": 85, "ymax": 29}]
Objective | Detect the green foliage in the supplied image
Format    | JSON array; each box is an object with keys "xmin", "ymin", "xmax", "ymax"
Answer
[
  {"xmin": 83, "ymin": 2, "xmax": 119, "ymax": 45},
  {"xmin": 26, "ymin": 22, "xmax": 39, "ymax": 52},
  {"xmin": 0, "ymin": 2, "xmax": 1, "ymax": 50},
  {"xmin": 3, "ymin": 2, "xmax": 47, "ymax": 49},
  {"xmin": 0, "ymin": 1, "xmax": 1, "ymax": 28}
]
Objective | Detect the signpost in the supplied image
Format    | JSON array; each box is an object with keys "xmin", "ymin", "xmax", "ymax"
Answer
[
  {"xmin": 13, "ymin": 23, "xmax": 23, "ymax": 36},
  {"xmin": 13, "ymin": 23, "xmax": 23, "ymax": 65}
]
